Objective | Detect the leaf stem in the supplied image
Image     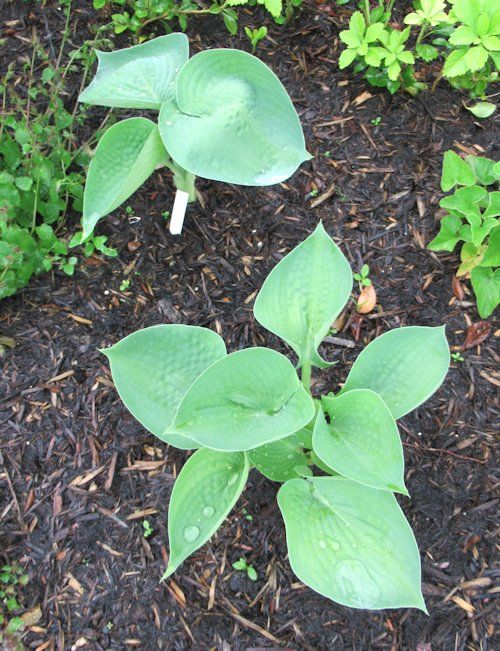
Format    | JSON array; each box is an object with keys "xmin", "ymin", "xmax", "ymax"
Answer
[
  {"xmin": 301, "ymin": 359, "xmax": 312, "ymax": 393},
  {"xmin": 362, "ymin": 0, "xmax": 371, "ymax": 26}
]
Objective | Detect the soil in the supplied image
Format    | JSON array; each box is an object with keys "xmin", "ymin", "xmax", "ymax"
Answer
[{"xmin": 0, "ymin": 1, "xmax": 498, "ymax": 650}]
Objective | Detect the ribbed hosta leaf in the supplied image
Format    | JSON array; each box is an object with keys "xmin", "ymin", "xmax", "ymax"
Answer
[
  {"xmin": 163, "ymin": 448, "xmax": 249, "ymax": 578},
  {"xmin": 167, "ymin": 348, "xmax": 315, "ymax": 451},
  {"xmin": 341, "ymin": 326, "xmax": 450, "ymax": 419},
  {"xmin": 159, "ymin": 49, "xmax": 311, "ymax": 186},
  {"xmin": 254, "ymin": 223, "xmax": 353, "ymax": 368},
  {"xmin": 102, "ymin": 325, "xmax": 226, "ymax": 449},
  {"xmin": 248, "ymin": 432, "xmax": 310, "ymax": 482},
  {"xmin": 313, "ymin": 390, "xmax": 407, "ymax": 494},
  {"xmin": 82, "ymin": 118, "xmax": 168, "ymax": 238},
  {"xmin": 79, "ymin": 33, "xmax": 189, "ymax": 109},
  {"xmin": 278, "ymin": 477, "xmax": 426, "ymax": 610}
]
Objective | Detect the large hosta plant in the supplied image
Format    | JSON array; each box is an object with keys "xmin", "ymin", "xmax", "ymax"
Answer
[
  {"xmin": 78, "ymin": 34, "xmax": 310, "ymax": 238},
  {"xmin": 102, "ymin": 223, "xmax": 450, "ymax": 610}
]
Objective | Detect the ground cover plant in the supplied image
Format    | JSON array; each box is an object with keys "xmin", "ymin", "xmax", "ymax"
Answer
[
  {"xmin": 92, "ymin": 0, "xmax": 301, "ymax": 39},
  {"xmin": 102, "ymin": 223, "xmax": 450, "ymax": 610},
  {"xmin": 338, "ymin": 0, "xmax": 499, "ymax": 108},
  {"xmin": 428, "ymin": 150, "xmax": 500, "ymax": 318},
  {"xmin": 78, "ymin": 32, "xmax": 310, "ymax": 239},
  {"xmin": 0, "ymin": 20, "xmax": 116, "ymax": 300}
]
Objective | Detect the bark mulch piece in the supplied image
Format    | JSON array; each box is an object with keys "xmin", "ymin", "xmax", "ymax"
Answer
[{"xmin": 1, "ymin": 1, "xmax": 498, "ymax": 649}]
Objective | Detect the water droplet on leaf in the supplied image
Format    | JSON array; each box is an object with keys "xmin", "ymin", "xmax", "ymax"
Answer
[
  {"xmin": 202, "ymin": 506, "xmax": 215, "ymax": 518},
  {"xmin": 183, "ymin": 525, "xmax": 200, "ymax": 542}
]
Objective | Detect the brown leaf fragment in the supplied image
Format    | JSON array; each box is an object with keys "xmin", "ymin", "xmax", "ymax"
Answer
[
  {"xmin": 356, "ymin": 284, "xmax": 377, "ymax": 314},
  {"xmin": 452, "ymin": 275, "xmax": 465, "ymax": 301},
  {"xmin": 461, "ymin": 321, "xmax": 491, "ymax": 351},
  {"xmin": 20, "ymin": 605, "xmax": 42, "ymax": 627}
]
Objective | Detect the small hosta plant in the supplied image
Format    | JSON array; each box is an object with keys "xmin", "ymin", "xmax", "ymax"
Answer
[
  {"xmin": 429, "ymin": 151, "xmax": 499, "ymax": 318},
  {"xmin": 78, "ymin": 34, "xmax": 310, "ymax": 239},
  {"xmin": 102, "ymin": 223, "xmax": 450, "ymax": 610}
]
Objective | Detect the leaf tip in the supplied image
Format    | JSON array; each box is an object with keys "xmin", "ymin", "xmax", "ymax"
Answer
[{"xmin": 160, "ymin": 564, "xmax": 175, "ymax": 582}]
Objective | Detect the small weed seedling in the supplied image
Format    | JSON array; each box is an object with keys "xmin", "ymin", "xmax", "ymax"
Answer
[
  {"xmin": 353, "ymin": 263, "xmax": 371, "ymax": 287},
  {"xmin": 428, "ymin": 151, "xmax": 499, "ymax": 318},
  {"xmin": 232, "ymin": 557, "xmax": 258, "ymax": 581},
  {"xmin": 142, "ymin": 520, "xmax": 153, "ymax": 538},
  {"xmin": 245, "ymin": 26, "xmax": 268, "ymax": 52},
  {"xmin": 78, "ymin": 34, "xmax": 311, "ymax": 238},
  {"xmin": 451, "ymin": 352, "xmax": 464, "ymax": 362},
  {"xmin": 102, "ymin": 223, "xmax": 450, "ymax": 610}
]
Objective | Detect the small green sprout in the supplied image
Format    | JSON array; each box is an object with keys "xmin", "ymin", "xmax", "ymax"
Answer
[
  {"xmin": 353, "ymin": 263, "xmax": 372, "ymax": 287},
  {"xmin": 0, "ymin": 563, "xmax": 29, "ymax": 636},
  {"xmin": 120, "ymin": 279, "xmax": 131, "ymax": 292},
  {"xmin": 371, "ymin": 116, "xmax": 382, "ymax": 126},
  {"xmin": 451, "ymin": 352, "xmax": 464, "ymax": 362},
  {"xmin": 232, "ymin": 557, "xmax": 258, "ymax": 581},
  {"xmin": 245, "ymin": 26, "xmax": 268, "ymax": 53},
  {"xmin": 142, "ymin": 520, "xmax": 153, "ymax": 538},
  {"xmin": 242, "ymin": 508, "xmax": 253, "ymax": 522}
]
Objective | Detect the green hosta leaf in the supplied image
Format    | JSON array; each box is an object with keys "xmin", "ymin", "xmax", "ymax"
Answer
[
  {"xmin": 428, "ymin": 214, "xmax": 463, "ymax": 251},
  {"xmin": 278, "ymin": 477, "xmax": 426, "ymax": 610},
  {"xmin": 341, "ymin": 326, "xmax": 450, "ymax": 419},
  {"xmin": 102, "ymin": 324, "xmax": 227, "ymax": 449},
  {"xmin": 465, "ymin": 101, "xmax": 496, "ymax": 119},
  {"xmin": 159, "ymin": 49, "xmax": 310, "ymax": 186},
  {"xmin": 248, "ymin": 431, "xmax": 310, "ymax": 482},
  {"xmin": 470, "ymin": 266, "xmax": 500, "ymax": 318},
  {"xmin": 82, "ymin": 118, "xmax": 168, "ymax": 238},
  {"xmin": 163, "ymin": 448, "xmax": 249, "ymax": 578},
  {"xmin": 313, "ymin": 390, "xmax": 406, "ymax": 494},
  {"xmin": 254, "ymin": 223, "xmax": 352, "ymax": 369},
  {"xmin": 79, "ymin": 34, "xmax": 189, "ymax": 109},
  {"xmin": 167, "ymin": 348, "xmax": 315, "ymax": 451},
  {"xmin": 441, "ymin": 150, "xmax": 476, "ymax": 191}
]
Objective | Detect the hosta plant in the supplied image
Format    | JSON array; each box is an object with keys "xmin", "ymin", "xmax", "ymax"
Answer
[
  {"xmin": 429, "ymin": 151, "xmax": 499, "ymax": 318},
  {"xmin": 102, "ymin": 223, "xmax": 450, "ymax": 610},
  {"xmin": 78, "ymin": 33, "xmax": 310, "ymax": 239}
]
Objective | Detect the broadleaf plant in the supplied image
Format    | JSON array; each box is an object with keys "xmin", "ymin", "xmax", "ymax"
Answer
[
  {"xmin": 428, "ymin": 150, "xmax": 499, "ymax": 318},
  {"xmin": 102, "ymin": 223, "xmax": 450, "ymax": 610},
  {"xmin": 78, "ymin": 34, "xmax": 310, "ymax": 239}
]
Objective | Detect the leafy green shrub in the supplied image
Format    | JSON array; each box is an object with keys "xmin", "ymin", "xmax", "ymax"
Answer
[
  {"xmin": 102, "ymin": 223, "xmax": 450, "ymax": 610},
  {"xmin": 0, "ymin": 33, "xmax": 117, "ymax": 300},
  {"xmin": 78, "ymin": 33, "xmax": 310, "ymax": 239},
  {"xmin": 429, "ymin": 151, "xmax": 499, "ymax": 318},
  {"xmin": 338, "ymin": 0, "xmax": 499, "ymax": 105},
  {"xmin": 93, "ymin": 0, "xmax": 302, "ymax": 38}
]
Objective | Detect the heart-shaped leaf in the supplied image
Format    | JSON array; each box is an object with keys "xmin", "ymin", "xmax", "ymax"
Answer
[
  {"xmin": 102, "ymin": 324, "xmax": 227, "ymax": 449},
  {"xmin": 278, "ymin": 476, "xmax": 426, "ymax": 610},
  {"xmin": 254, "ymin": 223, "xmax": 353, "ymax": 368},
  {"xmin": 163, "ymin": 448, "xmax": 249, "ymax": 578},
  {"xmin": 82, "ymin": 118, "xmax": 168, "ymax": 238},
  {"xmin": 313, "ymin": 390, "xmax": 407, "ymax": 494},
  {"xmin": 79, "ymin": 33, "xmax": 189, "ymax": 109},
  {"xmin": 248, "ymin": 432, "xmax": 310, "ymax": 482},
  {"xmin": 341, "ymin": 326, "xmax": 450, "ymax": 419},
  {"xmin": 167, "ymin": 348, "xmax": 315, "ymax": 451},
  {"xmin": 158, "ymin": 49, "xmax": 311, "ymax": 186},
  {"xmin": 441, "ymin": 150, "xmax": 475, "ymax": 192}
]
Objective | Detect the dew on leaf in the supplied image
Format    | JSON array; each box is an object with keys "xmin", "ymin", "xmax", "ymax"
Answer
[
  {"xmin": 202, "ymin": 505, "xmax": 215, "ymax": 518},
  {"xmin": 227, "ymin": 472, "xmax": 239, "ymax": 487},
  {"xmin": 183, "ymin": 525, "xmax": 200, "ymax": 542}
]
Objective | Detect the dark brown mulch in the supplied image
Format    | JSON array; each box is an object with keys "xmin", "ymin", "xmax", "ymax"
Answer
[{"xmin": 1, "ymin": 1, "xmax": 498, "ymax": 649}]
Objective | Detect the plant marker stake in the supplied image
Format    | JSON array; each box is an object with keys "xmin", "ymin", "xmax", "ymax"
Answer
[{"xmin": 170, "ymin": 189, "xmax": 189, "ymax": 235}]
